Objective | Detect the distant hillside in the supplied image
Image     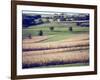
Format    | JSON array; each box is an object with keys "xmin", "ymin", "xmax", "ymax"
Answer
[{"xmin": 22, "ymin": 13, "xmax": 89, "ymax": 27}]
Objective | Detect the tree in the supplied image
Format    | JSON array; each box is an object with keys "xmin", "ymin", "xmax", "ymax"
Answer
[
  {"xmin": 49, "ymin": 27, "xmax": 54, "ymax": 31},
  {"xmin": 69, "ymin": 27, "xmax": 73, "ymax": 32},
  {"xmin": 38, "ymin": 30, "xmax": 43, "ymax": 36},
  {"xmin": 46, "ymin": 17, "xmax": 50, "ymax": 23},
  {"xmin": 28, "ymin": 34, "xmax": 32, "ymax": 39},
  {"xmin": 38, "ymin": 18, "xmax": 43, "ymax": 23}
]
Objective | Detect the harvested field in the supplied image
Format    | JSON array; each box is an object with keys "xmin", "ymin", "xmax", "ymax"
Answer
[
  {"xmin": 23, "ymin": 39, "xmax": 89, "ymax": 51},
  {"xmin": 23, "ymin": 50, "xmax": 89, "ymax": 68}
]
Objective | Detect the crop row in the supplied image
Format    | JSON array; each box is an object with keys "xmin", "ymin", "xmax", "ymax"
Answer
[
  {"xmin": 23, "ymin": 46, "xmax": 89, "ymax": 56},
  {"xmin": 23, "ymin": 40, "xmax": 89, "ymax": 51},
  {"xmin": 22, "ymin": 50, "xmax": 89, "ymax": 68}
]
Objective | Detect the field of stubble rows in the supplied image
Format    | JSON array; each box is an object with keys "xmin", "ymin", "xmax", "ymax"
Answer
[{"xmin": 22, "ymin": 23, "xmax": 89, "ymax": 69}]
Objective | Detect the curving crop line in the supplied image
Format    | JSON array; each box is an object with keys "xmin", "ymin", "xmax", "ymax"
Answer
[
  {"xmin": 22, "ymin": 50, "xmax": 89, "ymax": 68},
  {"xmin": 23, "ymin": 40, "xmax": 89, "ymax": 51}
]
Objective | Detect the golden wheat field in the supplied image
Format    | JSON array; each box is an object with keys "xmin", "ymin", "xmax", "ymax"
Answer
[
  {"xmin": 23, "ymin": 50, "xmax": 89, "ymax": 65},
  {"xmin": 22, "ymin": 34, "xmax": 89, "ymax": 68}
]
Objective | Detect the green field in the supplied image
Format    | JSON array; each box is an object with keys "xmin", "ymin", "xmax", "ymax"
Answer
[
  {"xmin": 35, "ymin": 63, "xmax": 89, "ymax": 69},
  {"xmin": 22, "ymin": 23, "xmax": 89, "ymax": 42}
]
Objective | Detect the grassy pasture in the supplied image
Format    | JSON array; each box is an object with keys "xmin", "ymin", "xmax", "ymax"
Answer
[{"xmin": 22, "ymin": 23, "xmax": 89, "ymax": 42}]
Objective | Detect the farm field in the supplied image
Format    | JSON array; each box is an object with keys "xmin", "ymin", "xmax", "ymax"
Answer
[{"xmin": 22, "ymin": 23, "xmax": 89, "ymax": 69}]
